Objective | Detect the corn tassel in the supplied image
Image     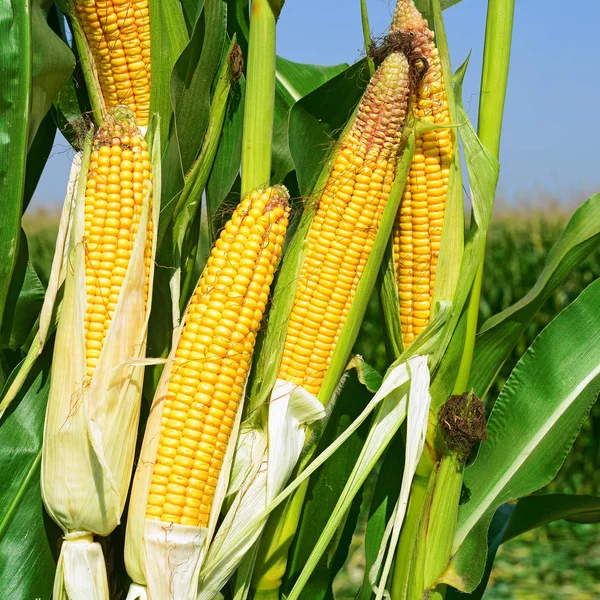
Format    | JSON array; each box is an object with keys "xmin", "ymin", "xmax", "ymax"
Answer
[
  {"xmin": 41, "ymin": 109, "xmax": 157, "ymax": 599},
  {"xmin": 277, "ymin": 51, "xmax": 411, "ymax": 398},
  {"xmin": 391, "ymin": 0, "xmax": 453, "ymax": 347},
  {"xmin": 73, "ymin": 0, "xmax": 151, "ymax": 125},
  {"xmin": 124, "ymin": 186, "xmax": 289, "ymax": 600}
]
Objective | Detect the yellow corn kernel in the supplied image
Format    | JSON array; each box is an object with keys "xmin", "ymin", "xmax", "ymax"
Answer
[
  {"xmin": 83, "ymin": 111, "xmax": 153, "ymax": 379},
  {"xmin": 277, "ymin": 52, "xmax": 411, "ymax": 396},
  {"xmin": 74, "ymin": 0, "xmax": 151, "ymax": 125},
  {"xmin": 146, "ymin": 187, "xmax": 289, "ymax": 528},
  {"xmin": 391, "ymin": 0, "xmax": 453, "ymax": 346}
]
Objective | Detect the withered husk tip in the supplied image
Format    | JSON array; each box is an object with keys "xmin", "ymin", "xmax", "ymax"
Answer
[{"xmin": 439, "ymin": 391, "xmax": 487, "ymax": 462}]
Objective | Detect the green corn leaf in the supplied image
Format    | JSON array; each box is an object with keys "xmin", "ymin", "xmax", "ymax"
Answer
[
  {"xmin": 0, "ymin": 234, "xmax": 45, "ymax": 351},
  {"xmin": 181, "ymin": 0, "xmax": 205, "ymax": 33},
  {"xmin": 287, "ymin": 59, "xmax": 369, "ymax": 197},
  {"xmin": 355, "ymin": 430, "xmax": 405, "ymax": 600},
  {"xmin": 0, "ymin": 0, "xmax": 73, "ymax": 350},
  {"xmin": 502, "ymin": 494, "xmax": 600, "ymax": 543},
  {"xmin": 271, "ymin": 57, "xmax": 349, "ymax": 184},
  {"xmin": 30, "ymin": 0, "xmax": 75, "ymax": 147},
  {"xmin": 149, "ymin": 0, "xmax": 188, "ymax": 142},
  {"xmin": 0, "ymin": 350, "xmax": 60, "ymax": 600},
  {"xmin": 275, "ymin": 57, "xmax": 348, "ymax": 105},
  {"xmin": 470, "ymin": 193, "xmax": 600, "ymax": 401},
  {"xmin": 440, "ymin": 278, "xmax": 600, "ymax": 593},
  {"xmin": 161, "ymin": 0, "xmax": 227, "ymax": 217}
]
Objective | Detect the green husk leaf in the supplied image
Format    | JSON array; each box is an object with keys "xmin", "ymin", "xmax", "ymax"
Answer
[{"xmin": 441, "ymin": 278, "xmax": 600, "ymax": 592}]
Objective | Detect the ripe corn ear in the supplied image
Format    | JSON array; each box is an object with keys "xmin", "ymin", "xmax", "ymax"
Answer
[
  {"xmin": 250, "ymin": 52, "xmax": 412, "ymax": 599},
  {"xmin": 391, "ymin": 0, "xmax": 453, "ymax": 346},
  {"xmin": 73, "ymin": 0, "xmax": 151, "ymax": 125},
  {"xmin": 277, "ymin": 51, "xmax": 411, "ymax": 398},
  {"xmin": 124, "ymin": 186, "xmax": 289, "ymax": 600},
  {"xmin": 41, "ymin": 109, "xmax": 157, "ymax": 598}
]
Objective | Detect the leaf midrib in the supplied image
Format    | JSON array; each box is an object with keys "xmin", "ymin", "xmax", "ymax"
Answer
[{"xmin": 455, "ymin": 362, "xmax": 600, "ymax": 548}]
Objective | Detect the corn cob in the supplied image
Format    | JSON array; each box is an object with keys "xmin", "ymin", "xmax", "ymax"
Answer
[
  {"xmin": 123, "ymin": 187, "xmax": 288, "ymax": 599},
  {"xmin": 391, "ymin": 0, "xmax": 453, "ymax": 346},
  {"xmin": 41, "ymin": 109, "xmax": 156, "ymax": 598},
  {"xmin": 74, "ymin": 0, "xmax": 151, "ymax": 125},
  {"xmin": 277, "ymin": 52, "xmax": 410, "ymax": 397},
  {"xmin": 84, "ymin": 111, "xmax": 153, "ymax": 378},
  {"xmin": 145, "ymin": 187, "xmax": 288, "ymax": 529}
]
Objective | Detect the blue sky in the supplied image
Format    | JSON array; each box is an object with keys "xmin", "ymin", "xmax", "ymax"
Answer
[{"xmin": 31, "ymin": 0, "xmax": 600, "ymax": 210}]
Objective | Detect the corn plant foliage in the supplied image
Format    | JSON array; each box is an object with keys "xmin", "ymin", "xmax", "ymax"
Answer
[
  {"xmin": 161, "ymin": 0, "xmax": 228, "ymax": 219},
  {"xmin": 0, "ymin": 235, "xmax": 45, "ymax": 351},
  {"xmin": 0, "ymin": 0, "xmax": 72, "ymax": 340},
  {"xmin": 282, "ymin": 369, "xmax": 377, "ymax": 599},
  {"xmin": 355, "ymin": 431, "xmax": 405, "ymax": 600},
  {"xmin": 148, "ymin": 0, "xmax": 188, "ymax": 141},
  {"xmin": 469, "ymin": 193, "xmax": 600, "ymax": 401},
  {"xmin": 0, "ymin": 351, "xmax": 59, "ymax": 600},
  {"xmin": 442, "ymin": 278, "xmax": 600, "ymax": 593},
  {"xmin": 288, "ymin": 59, "xmax": 370, "ymax": 196},
  {"xmin": 501, "ymin": 494, "xmax": 600, "ymax": 543}
]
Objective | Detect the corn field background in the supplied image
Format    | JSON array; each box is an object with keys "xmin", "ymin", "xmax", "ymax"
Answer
[{"xmin": 22, "ymin": 205, "xmax": 600, "ymax": 598}]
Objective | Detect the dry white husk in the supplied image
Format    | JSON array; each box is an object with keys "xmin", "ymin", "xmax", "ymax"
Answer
[
  {"xmin": 195, "ymin": 380, "xmax": 325, "ymax": 600},
  {"xmin": 41, "ymin": 118, "xmax": 160, "ymax": 600}
]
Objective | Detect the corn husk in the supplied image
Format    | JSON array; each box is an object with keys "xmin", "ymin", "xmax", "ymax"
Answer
[
  {"xmin": 41, "ymin": 114, "xmax": 161, "ymax": 599},
  {"xmin": 0, "ymin": 145, "xmax": 83, "ymax": 418},
  {"xmin": 196, "ymin": 383, "xmax": 325, "ymax": 600}
]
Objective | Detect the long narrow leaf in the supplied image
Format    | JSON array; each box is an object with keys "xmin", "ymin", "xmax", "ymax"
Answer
[
  {"xmin": 470, "ymin": 193, "xmax": 600, "ymax": 400},
  {"xmin": 442, "ymin": 278, "xmax": 600, "ymax": 593}
]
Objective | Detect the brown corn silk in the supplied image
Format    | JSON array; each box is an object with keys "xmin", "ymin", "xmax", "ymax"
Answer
[
  {"xmin": 277, "ymin": 52, "xmax": 410, "ymax": 397},
  {"xmin": 391, "ymin": 0, "xmax": 453, "ymax": 347},
  {"xmin": 74, "ymin": 0, "xmax": 151, "ymax": 125},
  {"xmin": 84, "ymin": 113, "xmax": 153, "ymax": 378},
  {"xmin": 145, "ymin": 187, "xmax": 289, "ymax": 528}
]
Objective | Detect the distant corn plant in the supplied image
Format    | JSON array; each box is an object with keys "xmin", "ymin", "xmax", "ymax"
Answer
[{"xmin": 1, "ymin": 1, "xmax": 600, "ymax": 600}]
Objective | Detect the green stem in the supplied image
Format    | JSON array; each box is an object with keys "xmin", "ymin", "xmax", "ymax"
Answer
[
  {"xmin": 360, "ymin": 0, "xmax": 375, "ymax": 76},
  {"xmin": 252, "ymin": 480, "xmax": 310, "ymax": 596},
  {"xmin": 241, "ymin": 0, "xmax": 280, "ymax": 196},
  {"xmin": 453, "ymin": 0, "xmax": 514, "ymax": 391}
]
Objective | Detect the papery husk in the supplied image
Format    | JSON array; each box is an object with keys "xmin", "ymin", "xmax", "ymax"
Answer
[
  {"xmin": 41, "ymin": 117, "xmax": 160, "ymax": 598},
  {"xmin": 196, "ymin": 382, "xmax": 325, "ymax": 600},
  {"xmin": 0, "ymin": 141, "xmax": 84, "ymax": 418}
]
